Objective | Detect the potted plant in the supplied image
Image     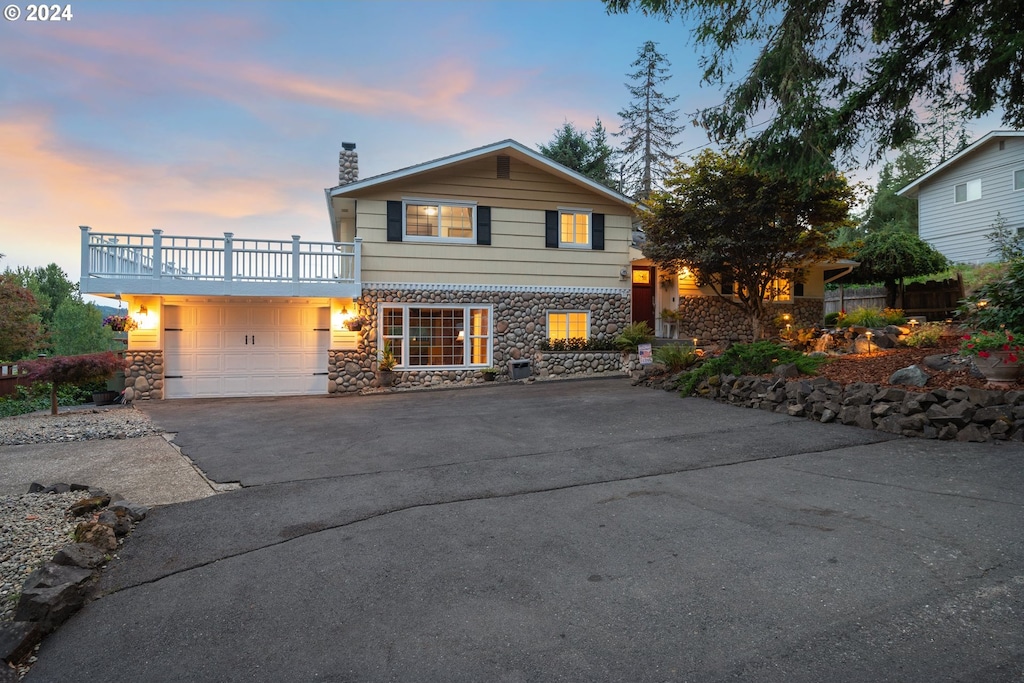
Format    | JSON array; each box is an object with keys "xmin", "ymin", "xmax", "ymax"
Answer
[
  {"xmin": 959, "ymin": 329, "xmax": 1023, "ymax": 386},
  {"xmin": 377, "ymin": 340, "xmax": 397, "ymax": 388},
  {"xmin": 345, "ymin": 314, "xmax": 369, "ymax": 332}
]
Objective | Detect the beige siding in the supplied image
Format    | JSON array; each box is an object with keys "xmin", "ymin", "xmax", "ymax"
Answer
[{"xmin": 355, "ymin": 174, "xmax": 635, "ymax": 289}]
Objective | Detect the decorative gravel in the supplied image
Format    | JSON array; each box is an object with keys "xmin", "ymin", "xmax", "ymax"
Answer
[
  {"xmin": 0, "ymin": 407, "xmax": 162, "ymax": 446},
  {"xmin": 0, "ymin": 491, "xmax": 82, "ymax": 623}
]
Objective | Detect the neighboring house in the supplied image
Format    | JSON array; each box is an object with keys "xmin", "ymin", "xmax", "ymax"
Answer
[
  {"xmin": 629, "ymin": 249, "xmax": 856, "ymax": 345},
  {"xmin": 80, "ymin": 140, "xmax": 640, "ymax": 399},
  {"xmin": 897, "ymin": 130, "xmax": 1024, "ymax": 263}
]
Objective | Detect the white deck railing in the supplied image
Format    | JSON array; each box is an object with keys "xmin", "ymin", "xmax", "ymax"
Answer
[{"xmin": 80, "ymin": 227, "xmax": 361, "ymax": 286}]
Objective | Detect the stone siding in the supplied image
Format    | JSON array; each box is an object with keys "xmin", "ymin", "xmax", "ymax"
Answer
[
  {"xmin": 697, "ymin": 375, "xmax": 1024, "ymax": 443},
  {"xmin": 328, "ymin": 287, "xmax": 631, "ymax": 392},
  {"xmin": 675, "ymin": 297, "xmax": 824, "ymax": 345},
  {"xmin": 123, "ymin": 351, "xmax": 163, "ymax": 402}
]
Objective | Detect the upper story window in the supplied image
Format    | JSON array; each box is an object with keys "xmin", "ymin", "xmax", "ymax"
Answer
[
  {"xmin": 559, "ymin": 209, "xmax": 591, "ymax": 247},
  {"xmin": 403, "ymin": 199, "xmax": 476, "ymax": 242},
  {"xmin": 1014, "ymin": 169, "xmax": 1024, "ymax": 191},
  {"xmin": 954, "ymin": 179, "xmax": 981, "ymax": 203}
]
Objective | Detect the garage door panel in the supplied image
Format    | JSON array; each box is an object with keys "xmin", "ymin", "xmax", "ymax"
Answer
[{"xmin": 165, "ymin": 303, "xmax": 329, "ymax": 398}]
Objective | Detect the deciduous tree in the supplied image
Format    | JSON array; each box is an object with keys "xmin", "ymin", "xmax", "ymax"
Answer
[
  {"xmin": 0, "ymin": 274, "xmax": 47, "ymax": 360},
  {"xmin": 642, "ymin": 149, "xmax": 855, "ymax": 339},
  {"xmin": 20, "ymin": 351, "xmax": 122, "ymax": 415},
  {"xmin": 843, "ymin": 228, "xmax": 950, "ymax": 308}
]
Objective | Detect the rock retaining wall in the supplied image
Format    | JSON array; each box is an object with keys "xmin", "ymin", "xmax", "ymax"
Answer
[
  {"xmin": 696, "ymin": 374, "xmax": 1024, "ymax": 442},
  {"xmin": 675, "ymin": 297, "xmax": 824, "ymax": 345},
  {"xmin": 123, "ymin": 351, "xmax": 163, "ymax": 402}
]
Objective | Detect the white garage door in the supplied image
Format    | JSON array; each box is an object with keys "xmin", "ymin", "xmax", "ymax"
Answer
[{"xmin": 164, "ymin": 303, "xmax": 330, "ymax": 398}]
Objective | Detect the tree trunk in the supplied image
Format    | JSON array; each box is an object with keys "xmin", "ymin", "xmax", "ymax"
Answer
[{"xmin": 50, "ymin": 383, "xmax": 58, "ymax": 415}]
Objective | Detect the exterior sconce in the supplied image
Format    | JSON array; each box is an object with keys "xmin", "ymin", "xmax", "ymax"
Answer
[{"xmin": 134, "ymin": 304, "xmax": 157, "ymax": 330}]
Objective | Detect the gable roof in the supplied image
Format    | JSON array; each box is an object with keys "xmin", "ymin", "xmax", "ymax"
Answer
[
  {"xmin": 896, "ymin": 130, "xmax": 1024, "ymax": 198},
  {"xmin": 326, "ymin": 139, "xmax": 639, "ymax": 210}
]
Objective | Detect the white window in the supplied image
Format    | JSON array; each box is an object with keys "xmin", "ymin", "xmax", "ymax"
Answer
[
  {"xmin": 954, "ymin": 179, "xmax": 981, "ymax": 203},
  {"xmin": 547, "ymin": 311, "xmax": 589, "ymax": 342},
  {"xmin": 764, "ymin": 277, "xmax": 792, "ymax": 302},
  {"xmin": 559, "ymin": 209, "xmax": 590, "ymax": 247},
  {"xmin": 403, "ymin": 199, "xmax": 476, "ymax": 242},
  {"xmin": 1014, "ymin": 169, "xmax": 1024, "ymax": 191},
  {"xmin": 380, "ymin": 304, "xmax": 491, "ymax": 369}
]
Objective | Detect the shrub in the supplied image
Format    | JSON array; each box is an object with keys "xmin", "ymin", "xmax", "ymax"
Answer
[
  {"xmin": 652, "ymin": 344, "xmax": 700, "ymax": 372},
  {"xmin": 0, "ymin": 380, "xmax": 105, "ymax": 417},
  {"xmin": 823, "ymin": 311, "xmax": 841, "ymax": 326},
  {"xmin": 538, "ymin": 337, "xmax": 618, "ymax": 352},
  {"xmin": 675, "ymin": 341, "xmax": 827, "ymax": 396},
  {"xmin": 901, "ymin": 322, "xmax": 944, "ymax": 348},
  {"xmin": 613, "ymin": 321, "xmax": 654, "ymax": 352},
  {"xmin": 838, "ymin": 306, "xmax": 905, "ymax": 328}
]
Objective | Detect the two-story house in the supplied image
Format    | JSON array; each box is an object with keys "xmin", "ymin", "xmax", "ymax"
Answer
[
  {"xmin": 79, "ymin": 140, "xmax": 640, "ymax": 399},
  {"xmin": 897, "ymin": 130, "xmax": 1024, "ymax": 263}
]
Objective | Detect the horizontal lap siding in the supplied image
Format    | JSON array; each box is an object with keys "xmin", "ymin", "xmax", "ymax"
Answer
[
  {"xmin": 918, "ymin": 138, "xmax": 1024, "ymax": 263},
  {"xmin": 354, "ymin": 156, "xmax": 634, "ymax": 288}
]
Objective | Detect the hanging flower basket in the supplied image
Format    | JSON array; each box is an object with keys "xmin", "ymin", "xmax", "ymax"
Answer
[
  {"xmin": 103, "ymin": 315, "xmax": 138, "ymax": 332},
  {"xmin": 345, "ymin": 315, "xmax": 368, "ymax": 331}
]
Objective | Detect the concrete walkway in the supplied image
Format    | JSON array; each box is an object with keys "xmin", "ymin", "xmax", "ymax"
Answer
[{"xmin": 24, "ymin": 379, "xmax": 1024, "ymax": 682}]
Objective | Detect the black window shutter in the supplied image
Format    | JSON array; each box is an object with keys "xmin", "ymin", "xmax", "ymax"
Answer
[
  {"xmin": 591, "ymin": 213, "xmax": 605, "ymax": 250},
  {"xmin": 386, "ymin": 201, "xmax": 402, "ymax": 242},
  {"xmin": 477, "ymin": 206, "xmax": 491, "ymax": 245},
  {"xmin": 545, "ymin": 210, "xmax": 558, "ymax": 248}
]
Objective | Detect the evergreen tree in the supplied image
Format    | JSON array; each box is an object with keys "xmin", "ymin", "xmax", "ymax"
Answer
[
  {"xmin": 615, "ymin": 41, "xmax": 682, "ymax": 200},
  {"xmin": 605, "ymin": 0, "xmax": 1024, "ymax": 182},
  {"xmin": 538, "ymin": 119, "xmax": 618, "ymax": 188}
]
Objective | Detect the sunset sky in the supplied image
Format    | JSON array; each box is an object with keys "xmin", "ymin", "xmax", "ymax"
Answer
[{"xmin": 0, "ymin": 0, "xmax": 1004, "ymax": 297}]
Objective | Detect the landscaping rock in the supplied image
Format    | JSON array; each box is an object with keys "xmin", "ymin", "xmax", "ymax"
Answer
[
  {"xmin": 51, "ymin": 543, "xmax": 108, "ymax": 570},
  {"xmin": 97, "ymin": 508, "xmax": 133, "ymax": 536},
  {"xmin": 14, "ymin": 563, "xmax": 94, "ymax": 633},
  {"xmin": 67, "ymin": 494, "xmax": 111, "ymax": 517},
  {"xmin": 0, "ymin": 620, "xmax": 43, "ymax": 668},
  {"xmin": 888, "ymin": 365, "xmax": 930, "ymax": 387},
  {"xmin": 73, "ymin": 522, "xmax": 117, "ymax": 551}
]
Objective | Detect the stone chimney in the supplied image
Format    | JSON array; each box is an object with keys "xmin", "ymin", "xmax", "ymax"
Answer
[{"xmin": 339, "ymin": 142, "xmax": 358, "ymax": 185}]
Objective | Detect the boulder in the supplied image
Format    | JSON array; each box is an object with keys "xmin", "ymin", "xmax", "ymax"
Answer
[
  {"xmin": 52, "ymin": 543, "xmax": 108, "ymax": 569},
  {"xmin": 97, "ymin": 508, "xmax": 133, "ymax": 536},
  {"xmin": 0, "ymin": 621, "xmax": 44, "ymax": 667},
  {"xmin": 14, "ymin": 563, "xmax": 95, "ymax": 633},
  {"xmin": 74, "ymin": 522, "xmax": 117, "ymax": 551},
  {"xmin": 67, "ymin": 495, "xmax": 111, "ymax": 517},
  {"xmin": 773, "ymin": 363, "xmax": 800, "ymax": 379},
  {"xmin": 888, "ymin": 365, "xmax": 930, "ymax": 387}
]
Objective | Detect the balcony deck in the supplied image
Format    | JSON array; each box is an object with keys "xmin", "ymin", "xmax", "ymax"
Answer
[{"xmin": 79, "ymin": 227, "xmax": 361, "ymax": 298}]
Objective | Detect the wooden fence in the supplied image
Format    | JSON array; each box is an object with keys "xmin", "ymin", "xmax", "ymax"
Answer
[
  {"xmin": 0, "ymin": 363, "xmax": 34, "ymax": 398},
  {"xmin": 823, "ymin": 275, "xmax": 965, "ymax": 321}
]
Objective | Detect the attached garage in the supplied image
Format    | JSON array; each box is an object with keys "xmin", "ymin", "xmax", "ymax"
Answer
[{"xmin": 163, "ymin": 301, "xmax": 330, "ymax": 398}]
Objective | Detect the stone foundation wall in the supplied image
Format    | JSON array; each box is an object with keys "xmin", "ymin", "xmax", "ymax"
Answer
[
  {"xmin": 675, "ymin": 297, "xmax": 824, "ymax": 345},
  {"xmin": 123, "ymin": 351, "xmax": 163, "ymax": 401},
  {"xmin": 533, "ymin": 351, "xmax": 631, "ymax": 378},
  {"xmin": 328, "ymin": 287, "xmax": 631, "ymax": 392},
  {"xmin": 698, "ymin": 375, "xmax": 1024, "ymax": 443}
]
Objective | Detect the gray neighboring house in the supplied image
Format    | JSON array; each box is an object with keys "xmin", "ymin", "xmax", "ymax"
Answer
[{"xmin": 898, "ymin": 130, "xmax": 1024, "ymax": 263}]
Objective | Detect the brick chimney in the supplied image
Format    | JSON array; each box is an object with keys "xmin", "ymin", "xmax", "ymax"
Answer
[{"xmin": 339, "ymin": 142, "xmax": 358, "ymax": 185}]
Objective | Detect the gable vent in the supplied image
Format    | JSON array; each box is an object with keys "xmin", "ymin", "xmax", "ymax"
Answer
[{"xmin": 497, "ymin": 155, "xmax": 511, "ymax": 179}]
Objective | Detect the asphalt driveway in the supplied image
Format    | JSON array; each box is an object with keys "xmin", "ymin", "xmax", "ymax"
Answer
[{"xmin": 26, "ymin": 378, "xmax": 1024, "ymax": 682}]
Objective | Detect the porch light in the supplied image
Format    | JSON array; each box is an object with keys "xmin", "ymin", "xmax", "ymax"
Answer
[{"xmin": 134, "ymin": 304, "xmax": 157, "ymax": 330}]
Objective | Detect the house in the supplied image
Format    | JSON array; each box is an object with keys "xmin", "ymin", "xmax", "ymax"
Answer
[
  {"xmin": 79, "ymin": 140, "xmax": 640, "ymax": 399},
  {"xmin": 628, "ymin": 249, "xmax": 855, "ymax": 345},
  {"xmin": 897, "ymin": 130, "xmax": 1024, "ymax": 263}
]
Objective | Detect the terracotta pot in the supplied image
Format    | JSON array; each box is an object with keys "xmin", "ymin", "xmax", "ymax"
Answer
[{"xmin": 972, "ymin": 351, "xmax": 1023, "ymax": 387}]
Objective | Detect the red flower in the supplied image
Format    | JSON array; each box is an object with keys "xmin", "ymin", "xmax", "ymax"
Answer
[
  {"xmin": 962, "ymin": 334, "xmax": 971, "ymax": 340},
  {"xmin": 978, "ymin": 350, "xmax": 990, "ymax": 358},
  {"xmin": 1009, "ymin": 354, "xmax": 1019, "ymax": 363}
]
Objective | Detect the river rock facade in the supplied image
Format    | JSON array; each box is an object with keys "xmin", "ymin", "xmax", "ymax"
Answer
[
  {"xmin": 328, "ymin": 287, "xmax": 631, "ymax": 393},
  {"xmin": 674, "ymin": 297, "xmax": 825, "ymax": 345}
]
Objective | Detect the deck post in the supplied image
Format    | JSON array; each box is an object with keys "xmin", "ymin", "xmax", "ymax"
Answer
[
  {"xmin": 224, "ymin": 233, "xmax": 234, "ymax": 282},
  {"xmin": 79, "ymin": 226, "xmax": 91, "ymax": 281},
  {"xmin": 152, "ymin": 230, "xmax": 163, "ymax": 280},
  {"xmin": 292, "ymin": 235, "xmax": 301, "ymax": 283},
  {"xmin": 353, "ymin": 237, "xmax": 362, "ymax": 286}
]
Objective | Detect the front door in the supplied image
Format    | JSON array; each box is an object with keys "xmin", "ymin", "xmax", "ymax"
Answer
[{"xmin": 631, "ymin": 266, "xmax": 655, "ymax": 330}]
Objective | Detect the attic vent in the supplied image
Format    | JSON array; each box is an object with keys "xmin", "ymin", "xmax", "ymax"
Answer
[{"xmin": 497, "ymin": 155, "xmax": 511, "ymax": 179}]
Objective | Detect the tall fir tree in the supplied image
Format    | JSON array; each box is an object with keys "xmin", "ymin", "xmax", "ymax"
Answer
[{"xmin": 615, "ymin": 41, "xmax": 683, "ymax": 200}]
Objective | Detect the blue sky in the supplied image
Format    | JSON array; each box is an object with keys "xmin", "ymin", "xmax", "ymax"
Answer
[{"xmin": 0, "ymin": 0, "xmax": 1004, "ymax": 289}]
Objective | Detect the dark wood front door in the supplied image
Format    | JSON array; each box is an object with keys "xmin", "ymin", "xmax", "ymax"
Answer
[{"xmin": 631, "ymin": 266, "xmax": 655, "ymax": 329}]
